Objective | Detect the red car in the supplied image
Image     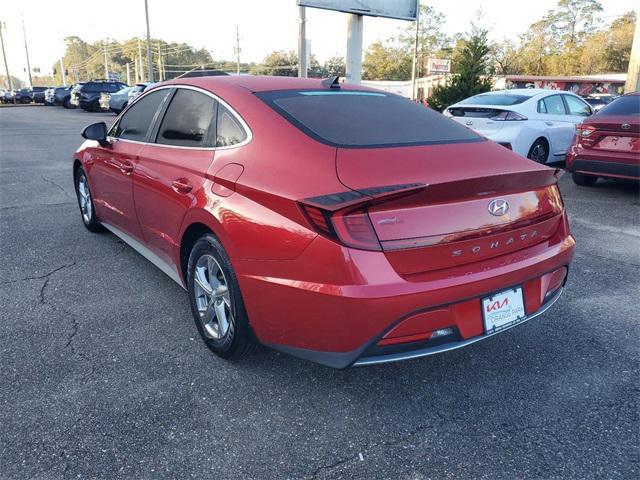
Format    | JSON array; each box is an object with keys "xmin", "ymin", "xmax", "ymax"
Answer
[
  {"xmin": 74, "ymin": 76, "xmax": 575, "ymax": 368},
  {"xmin": 567, "ymin": 92, "xmax": 640, "ymax": 186}
]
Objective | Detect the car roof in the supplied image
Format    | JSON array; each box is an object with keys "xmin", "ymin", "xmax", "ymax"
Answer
[
  {"xmin": 493, "ymin": 88, "xmax": 576, "ymax": 97},
  {"xmin": 160, "ymin": 75, "xmax": 379, "ymax": 94}
]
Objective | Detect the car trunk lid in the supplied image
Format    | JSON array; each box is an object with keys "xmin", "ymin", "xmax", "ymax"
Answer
[{"xmin": 336, "ymin": 141, "xmax": 564, "ymax": 275}]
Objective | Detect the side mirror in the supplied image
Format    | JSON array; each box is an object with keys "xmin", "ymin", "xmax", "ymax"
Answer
[{"xmin": 81, "ymin": 122, "xmax": 108, "ymax": 146}]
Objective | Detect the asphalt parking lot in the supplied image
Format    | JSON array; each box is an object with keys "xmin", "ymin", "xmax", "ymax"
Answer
[{"xmin": 1, "ymin": 105, "xmax": 638, "ymax": 479}]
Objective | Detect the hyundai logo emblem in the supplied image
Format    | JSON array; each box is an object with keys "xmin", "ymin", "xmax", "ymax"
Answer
[
  {"xmin": 488, "ymin": 198, "xmax": 509, "ymax": 216},
  {"xmin": 621, "ymin": 123, "xmax": 631, "ymax": 130}
]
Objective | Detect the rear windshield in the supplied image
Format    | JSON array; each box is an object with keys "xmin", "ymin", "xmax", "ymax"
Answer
[
  {"xmin": 458, "ymin": 93, "xmax": 531, "ymax": 106},
  {"xmin": 597, "ymin": 95, "xmax": 640, "ymax": 116},
  {"xmin": 257, "ymin": 90, "xmax": 482, "ymax": 148}
]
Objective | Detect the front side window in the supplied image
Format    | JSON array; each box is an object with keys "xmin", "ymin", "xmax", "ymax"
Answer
[
  {"xmin": 217, "ymin": 105, "xmax": 247, "ymax": 147},
  {"xmin": 112, "ymin": 89, "xmax": 170, "ymax": 141},
  {"xmin": 156, "ymin": 89, "xmax": 217, "ymax": 148},
  {"xmin": 564, "ymin": 95, "xmax": 591, "ymax": 116},
  {"xmin": 541, "ymin": 95, "xmax": 566, "ymax": 115}
]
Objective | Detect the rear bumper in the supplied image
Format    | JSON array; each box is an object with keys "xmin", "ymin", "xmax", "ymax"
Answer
[
  {"xmin": 568, "ymin": 158, "xmax": 640, "ymax": 180},
  {"xmin": 566, "ymin": 146, "xmax": 640, "ymax": 180},
  {"xmin": 354, "ymin": 285, "xmax": 564, "ymax": 366},
  {"xmin": 239, "ymin": 222, "xmax": 575, "ymax": 368}
]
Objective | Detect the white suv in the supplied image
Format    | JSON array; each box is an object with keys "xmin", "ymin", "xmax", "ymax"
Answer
[{"xmin": 444, "ymin": 89, "xmax": 593, "ymax": 163}]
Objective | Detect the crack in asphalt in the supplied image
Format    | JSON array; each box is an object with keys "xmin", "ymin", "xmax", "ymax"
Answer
[
  {"xmin": 0, "ymin": 201, "xmax": 76, "ymax": 212},
  {"xmin": 41, "ymin": 176, "xmax": 74, "ymax": 199},
  {"xmin": 306, "ymin": 415, "xmax": 570, "ymax": 479},
  {"xmin": 0, "ymin": 262, "xmax": 77, "ymax": 286}
]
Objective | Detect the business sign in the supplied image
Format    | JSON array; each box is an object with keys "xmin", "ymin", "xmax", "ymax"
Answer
[
  {"xmin": 297, "ymin": 0, "xmax": 418, "ymax": 21},
  {"xmin": 427, "ymin": 58, "xmax": 451, "ymax": 74}
]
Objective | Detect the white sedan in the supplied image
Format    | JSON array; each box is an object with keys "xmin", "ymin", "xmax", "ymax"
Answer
[{"xmin": 444, "ymin": 89, "xmax": 593, "ymax": 163}]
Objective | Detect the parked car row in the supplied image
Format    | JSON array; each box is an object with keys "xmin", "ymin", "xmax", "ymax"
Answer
[
  {"xmin": 444, "ymin": 89, "xmax": 639, "ymax": 186},
  {"xmin": 1, "ymin": 87, "xmax": 52, "ymax": 104},
  {"xmin": 36, "ymin": 81, "xmax": 155, "ymax": 113}
]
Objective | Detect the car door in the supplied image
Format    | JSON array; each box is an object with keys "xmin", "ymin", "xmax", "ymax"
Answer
[
  {"xmin": 538, "ymin": 94, "xmax": 574, "ymax": 159},
  {"xmin": 563, "ymin": 93, "xmax": 592, "ymax": 126},
  {"xmin": 132, "ymin": 87, "xmax": 218, "ymax": 266},
  {"xmin": 88, "ymin": 88, "xmax": 171, "ymax": 240}
]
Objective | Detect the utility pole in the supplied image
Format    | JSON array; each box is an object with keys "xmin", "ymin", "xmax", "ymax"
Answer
[
  {"xmin": 157, "ymin": 41, "xmax": 163, "ymax": 81},
  {"xmin": 345, "ymin": 14, "xmax": 363, "ymax": 84},
  {"xmin": 410, "ymin": 6, "xmax": 420, "ymax": 100},
  {"xmin": 22, "ymin": 17, "xmax": 32, "ymax": 88},
  {"xmin": 137, "ymin": 39, "xmax": 144, "ymax": 81},
  {"xmin": 126, "ymin": 62, "xmax": 131, "ymax": 85},
  {"xmin": 103, "ymin": 41, "xmax": 109, "ymax": 80},
  {"xmin": 235, "ymin": 26, "xmax": 241, "ymax": 75},
  {"xmin": 0, "ymin": 21, "xmax": 12, "ymax": 90},
  {"xmin": 144, "ymin": 0, "xmax": 154, "ymax": 82},
  {"xmin": 59, "ymin": 57, "xmax": 66, "ymax": 86},
  {"xmin": 298, "ymin": 7, "xmax": 307, "ymax": 78}
]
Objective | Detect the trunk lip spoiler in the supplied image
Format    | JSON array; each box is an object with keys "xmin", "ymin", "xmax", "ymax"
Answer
[{"xmin": 301, "ymin": 183, "xmax": 428, "ymax": 212}]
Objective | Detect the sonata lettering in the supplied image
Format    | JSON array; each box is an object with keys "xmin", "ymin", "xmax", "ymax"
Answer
[{"xmin": 451, "ymin": 230, "xmax": 539, "ymax": 257}]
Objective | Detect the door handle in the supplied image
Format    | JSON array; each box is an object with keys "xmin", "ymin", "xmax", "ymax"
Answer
[
  {"xmin": 120, "ymin": 160, "xmax": 134, "ymax": 175},
  {"xmin": 172, "ymin": 178, "xmax": 193, "ymax": 194},
  {"xmin": 545, "ymin": 121, "xmax": 554, "ymax": 126}
]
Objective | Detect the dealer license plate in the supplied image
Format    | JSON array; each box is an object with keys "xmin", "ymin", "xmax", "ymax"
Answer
[{"xmin": 482, "ymin": 287, "xmax": 526, "ymax": 335}]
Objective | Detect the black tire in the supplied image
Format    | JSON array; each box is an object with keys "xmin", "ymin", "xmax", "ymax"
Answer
[
  {"xmin": 187, "ymin": 234, "xmax": 255, "ymax": 360},
  {"xmin": 74, "ymin": 166, "xmax": 103, "ymax": 233},
  {"xmin": 63, "ymin": 97, "xmax": 72, "ymax": 109},
  {"xmin": 527, "ymin": 138, "xmax": 549, "ymax": 163},
  {"xmin": 572, "ymin": 172, "xmax": 598, "ymax": 186}
]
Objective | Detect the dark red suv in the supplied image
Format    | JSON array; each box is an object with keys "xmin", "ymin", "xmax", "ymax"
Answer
[
  {"xmin": 73, "ymin": 76, "xmax": 575, "ymax": 368},
  {"xmin": 567, "ymin": 92, "xmax": 640, "ymax": 185}
]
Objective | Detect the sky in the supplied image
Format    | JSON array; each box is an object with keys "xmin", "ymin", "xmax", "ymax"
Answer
[{"xmin": 0, "ymin": 0, "xmax": 635, "ymax": 83}]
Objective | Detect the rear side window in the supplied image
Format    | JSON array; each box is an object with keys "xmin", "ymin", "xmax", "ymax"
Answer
[
  {"xmin": 258, "ymin": 90, "xmax": 481, "ymax": 148},
  {"xmin": 156, "ymin": 89, "xmax": 217, "ymax": 148},
  {"xmin": 458, "ymin": 93, "xmax": 531, "ymax": 106},
  {"xmin": 564, "ymin": 95, "xmax": 591, "ymax": 116},
  {"xmin": 216, "ymin": 105, "xmax": 247, "ymax": 147},
  {"xmin": 597, "ymin": 95, "xmax": 640, "ymax": 116},
  {"xmin": 540, "ymin": 95, "xmax": 566, "ymax": 115},
  {"xmin": 112, "ymin": 90, "xmax": 170, "ymax": 141}
]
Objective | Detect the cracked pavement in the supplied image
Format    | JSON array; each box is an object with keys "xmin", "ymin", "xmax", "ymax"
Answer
[{"xmin": 1, "ymin": 107, "xmax": 638, "ymax": 479}]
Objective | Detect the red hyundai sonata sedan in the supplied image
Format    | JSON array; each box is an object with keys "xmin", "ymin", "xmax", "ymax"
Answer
[
  {"xmin": 73, "ymin": 76, "xmax": 575, "ymax": 368},
  {"xmin": 567, "ymin": 92, "xmax": 640, "ymax": 186}
]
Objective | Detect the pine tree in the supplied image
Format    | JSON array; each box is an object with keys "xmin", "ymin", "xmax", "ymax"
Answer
[{"xmin": 428, "ymin": 26, "xmax": 493, "ymax": 112}]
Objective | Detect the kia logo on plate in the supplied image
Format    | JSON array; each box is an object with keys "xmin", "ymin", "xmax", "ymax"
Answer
[{"xmin": 488, "ymin": 198, "xmax": 509, "ymax": 216}]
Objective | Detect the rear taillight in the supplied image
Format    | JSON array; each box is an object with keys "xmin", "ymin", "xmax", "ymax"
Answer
[
  {"xmin": 301, "ymin": 204, "xmax": 381, "ymax": 251},
  {"xmin": 300, "ymin": 183, "xmax": 426, "ymax": 251},
  {"xmin": 575, "ymin": 124, "xmax": 598, "ymax": 147},
  {"xmin": 575, "ymin": 125, "xmax": 596, "ymax": 137},
  {"xmin": 490, "ymin": 111, "xmax": 528, "ymax": 121}
]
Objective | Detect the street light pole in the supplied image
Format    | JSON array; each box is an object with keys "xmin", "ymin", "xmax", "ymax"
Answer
[
  {"xmin": 103, "ymin": 41, "xmax": 109, "ymax": 80},
  {"xmin": 144, "ymin": 0, "xmax": 154, "ymax": 82},
  {"xmin": 345, "ymin": 14, "xmax": 363, "ymax": 84},
  {"xmin": 298, "ymin": 6, "xmax": 307, "ymax": 78},
  {"xmin": 22, "ymin": 18, "xmax": 33, "ymax": 88},
  {"xmin": 410, "ymin": 6, "xmax": 420, "ymax": 100},
  {"xmin": 235, "ymin": 26, "xmax": 240, "ymax": 75},
  {"xmin": 59, "ymin": 57, "xmax": 66, "ymax": 86},
  {"xmin": 0, "ymin": 21, "xmax": 12, "ymax": 90}
]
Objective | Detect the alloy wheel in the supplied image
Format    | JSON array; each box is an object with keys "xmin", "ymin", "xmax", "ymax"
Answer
[
  {"xmin": 193, "ymin": 254, "xmax": 233, "ymax": 340},
  {"xmin": 77, "ymin": 174, "xmax": 93, "ymax": 224},
  {"xmin": 529, "ymin": 143, "xmax": 547, "ymax": 163}
]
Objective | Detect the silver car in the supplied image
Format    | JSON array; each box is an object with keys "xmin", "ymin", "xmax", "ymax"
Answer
[{"xmin": 107, "ymin": 86, "xmax": 133, "ymax": 114}]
